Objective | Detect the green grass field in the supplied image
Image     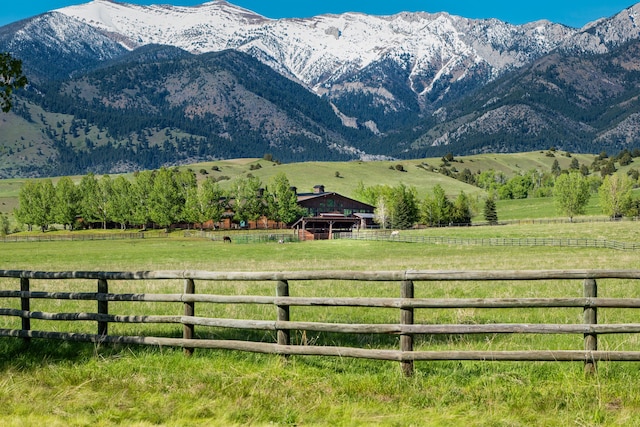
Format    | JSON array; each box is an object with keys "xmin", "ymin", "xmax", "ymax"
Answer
[
  {"xmin": 2, "ymin": 221, "xmax": 640, "ymax": 425},
  {"xmin": 3, "ymin": 152, "xmax": 640, "ymax": 425},
  {"xmin": 0, "ymin": 150, "xmax": 604, "ymax": 218}
]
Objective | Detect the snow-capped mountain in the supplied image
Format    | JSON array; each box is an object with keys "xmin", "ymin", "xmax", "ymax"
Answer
[
  {"xmin": 0, "ymin": 10, "xmax": 127, "ymax": 81},
  {"xmin": 3, "ymin": 1, "xmax": 640, "ymax": 178},
  {"xmin": 54, "ymin": 1, "xmax": 576, "ymax": 113}
]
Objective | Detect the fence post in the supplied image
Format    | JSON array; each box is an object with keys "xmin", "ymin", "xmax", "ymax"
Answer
[
  {"xmin": 97, "ymin": 278, "xmax": 108, "ymax": 337},
  {"xmin": 20, "ymin": 277, "xmax": 30, "ymax": 344},
  {"xmin": 584, "ymin": 278, "xmax": 597, "ymax": 374},
  {"xmin": 401, "ymin": 280, "xmax": 414, "ymax": 377},
  {"xmin": 184, "ymin": 278, "xmax": 196, "ymax": 356},
  {"xmin": 276, "ymin": 280, "xmax": 290, "ymax": 351}
]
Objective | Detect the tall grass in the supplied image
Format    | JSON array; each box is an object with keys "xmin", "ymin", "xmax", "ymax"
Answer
[{"xmin": 2, "ymin": 224, "xmax": 640, "ymax": 425}]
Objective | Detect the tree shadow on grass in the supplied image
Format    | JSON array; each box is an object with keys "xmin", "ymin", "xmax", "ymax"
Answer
[
  {"xmin": 0, "ymin": 338, "xmax": 99, "ymax": 371},
  {"xmin": 0, "ymin": 325, "xmax": 503, "ymax": 373}
]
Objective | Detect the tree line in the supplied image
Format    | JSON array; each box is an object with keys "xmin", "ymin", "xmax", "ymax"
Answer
[
  {"xmin": 11, "ymin": 161, "xmax": 640, "ymax": 234},
  {"xmin": 355, "ymin": 162, "xmax": 640, "ymax": 230},
  {"xmin": 13, "ymin": 169, "xmax": 304, "ymax": 232},
  {"xmin": 354, "ymin": 182, "xmax": 475, "ymax": 229}
]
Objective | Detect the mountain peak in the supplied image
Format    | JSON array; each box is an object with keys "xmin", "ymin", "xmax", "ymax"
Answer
[{"xmin": 2, "ymin": 1, "xmax": 640, "ymax": 178}]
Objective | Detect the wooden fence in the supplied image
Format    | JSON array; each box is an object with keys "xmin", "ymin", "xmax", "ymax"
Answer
[
  {"xmin": 0, "ymin": 232, "xmax": 168, "ymax": 243},
  {"xmin": 337, "ymin": 232, "xmax": 640, "ymax": 251},
  {"xmin": 2, "ymin": 269, "xmax": 640, "ymax": 376},
  {"xmin": 183, "ymin": 231, "xmax": 298, "ymax": 243}
]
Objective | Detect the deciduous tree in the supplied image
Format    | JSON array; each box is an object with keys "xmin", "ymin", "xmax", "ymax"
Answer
[
  {"xmin": 132, "ymin": 170, "xmax": 155, "ymax": 229},
  {"xmin": 599, "ymin": 174, "xmax": 633, "ymax": 218},
  {"xmin": 149, "ymin": 167, "xmax": 182, "ymax": 231},
  {"xmin": 109, "ymin": 176, "xmax": 134, "ymax": 229},
  {"xmin": 54, "ymin": 176, "xmax": 79, "ymax": 230},
  {"xmin": 14, "ymin": 180, "xmax": 39, "ymax": 231},
  {"xmin": 554, "ymin": 171, "xmax": 590, "ymax": 222},
  {"xmin": 78, "ymin": 173, "xmax": 102, "ymax": 228},
  {"xmin": 266, "ymin": 173, "xmax": 303, "ymax": 227},
  {"xmin": 374, "ymin": 195, "xmax": 390, "ymax": 230},
  {"xmin": 231, "ymin": 176, "xmax": 263, "ymax": 227},
  {"xmin": 421, "ymin": 184, "xmax": 452, "ymax": 227}
]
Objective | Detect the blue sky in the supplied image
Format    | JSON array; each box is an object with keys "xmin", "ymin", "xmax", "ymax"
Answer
[{"xmin": 0, "ymin": 1, "xmax": 635, "ymax": 28}]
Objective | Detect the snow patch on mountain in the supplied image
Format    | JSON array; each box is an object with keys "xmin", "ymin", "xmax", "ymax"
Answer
[{"xmin": 56, "ymin": 0, "xmax": 577, "ymax": 97}]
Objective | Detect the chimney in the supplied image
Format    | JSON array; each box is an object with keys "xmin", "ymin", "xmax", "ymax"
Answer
[{"xmin": 313, "ymin": 185, "xmax": 325, "ymax": 194}]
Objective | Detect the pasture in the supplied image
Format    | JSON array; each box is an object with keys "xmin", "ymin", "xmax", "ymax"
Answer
[{"xmin": 2, "ymin": 221, "xmax": 640, "ymax": 425}]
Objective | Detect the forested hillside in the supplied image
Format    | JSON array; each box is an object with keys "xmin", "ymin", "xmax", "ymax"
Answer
[{"xmin": 4, "ymin": 48, "xmax": 372, "ymax": 178}]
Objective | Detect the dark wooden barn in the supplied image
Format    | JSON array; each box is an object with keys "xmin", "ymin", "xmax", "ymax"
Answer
[{"xmin": 292, "ymin": 185, "xmax": 375, "ymax": 239}]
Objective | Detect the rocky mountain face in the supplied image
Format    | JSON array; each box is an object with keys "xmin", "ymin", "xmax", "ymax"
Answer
[
  {"xmin": 1, "ymin": 0, "xmax": 640, "ymax": 177},
  {"xmin": 54, "ymin": 1, "xmax": 577, "ymax": 129}
]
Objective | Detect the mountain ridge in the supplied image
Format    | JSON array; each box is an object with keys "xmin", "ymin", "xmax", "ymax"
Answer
[{"xmin": 2, "ymin": 1, "xmax": 640, "ymax": 177}]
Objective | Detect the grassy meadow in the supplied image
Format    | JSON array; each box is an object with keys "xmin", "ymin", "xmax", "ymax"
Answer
[
  {"xmin": 0, "ymin": 150, "xmax": 605, "ymax": 221},
  {"xmin": 3, "ymin": 152, "xmax": 640, "ymax": 425},
  {"xmin": 2, "ymin": 220, "xmax": 640, "ymax": 425}
]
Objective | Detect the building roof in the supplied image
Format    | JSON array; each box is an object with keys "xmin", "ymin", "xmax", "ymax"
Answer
[
  {"xmin": 296, "ymin": 191, "xmax": 333, "ymax": 202},
  {"xmin": 296, "ymin": 191, "xmax": 375, "ymax": 210}
]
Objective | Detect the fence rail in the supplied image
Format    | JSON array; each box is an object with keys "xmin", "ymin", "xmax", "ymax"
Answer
[
  {"xmin": 337, "ymin": 232, "xmax": 640, "ymax": 251},
  {"xmin": 0, "ymin": 232, "xmax": 168, "ymax": 243},
  {"xmin": 183, "ymin": 231, "xmax": 297, "ymax": 244},
  {"xmin": 2, "ymin": 269, "xmax": 640, "ymax": 375}
]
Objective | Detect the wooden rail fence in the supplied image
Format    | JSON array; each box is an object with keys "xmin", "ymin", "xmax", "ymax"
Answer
[
  {"xmin": 2, "ymin": 269, "xmax": 640, "ymax": 375},
  {"xmin": 0, "ymin": 232, "xmax": 168, "ymax": 243},
  {"xmin": 338, "ymin": 232, "xmax": 640, "ymax": 251}
]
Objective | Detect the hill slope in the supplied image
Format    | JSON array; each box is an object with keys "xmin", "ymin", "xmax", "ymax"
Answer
[
  {"xmin": 1, "ymin": 2, "xmax": 640, "ymax": 177},
  {"xmin": 3, "ymin": 47, "xmax": 373, "ymax": 178}
]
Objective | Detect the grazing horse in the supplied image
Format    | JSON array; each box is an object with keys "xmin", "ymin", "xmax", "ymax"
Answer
[{"xmin": 223, "ymin": 236, "xmax": 232, "ymax": 243}]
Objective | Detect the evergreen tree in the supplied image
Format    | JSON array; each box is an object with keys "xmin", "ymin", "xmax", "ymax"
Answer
[
  {"xmin": 451, "ymin": 192, "xmax": 472, "ymax": 225},
  {"xmin": 569, "ymin": 157, "xmax": 580, "ymax": 170},
  {"xmin": 0, "ymin": 52, "xmax": 28, "ymax": 113},
  {"xmin": 483, "ymin": 195, "xmax": 498, "ymax": 225},
  {"xmin": 600, "ymin": 159, "xmax": 617, "ymax": 177},
  {"xmin": 389, "ymin": 184, "xmax": 418, "ymax": 229}
]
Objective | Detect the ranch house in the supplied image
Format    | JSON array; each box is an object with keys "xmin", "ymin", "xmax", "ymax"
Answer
[
  {"xmin": 207, "ymin": 185, "xmax": 375, "ymax": 238},
  {"xmin": 292, "ymin": 185, "xmax": 375, "ymax": 240}
]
